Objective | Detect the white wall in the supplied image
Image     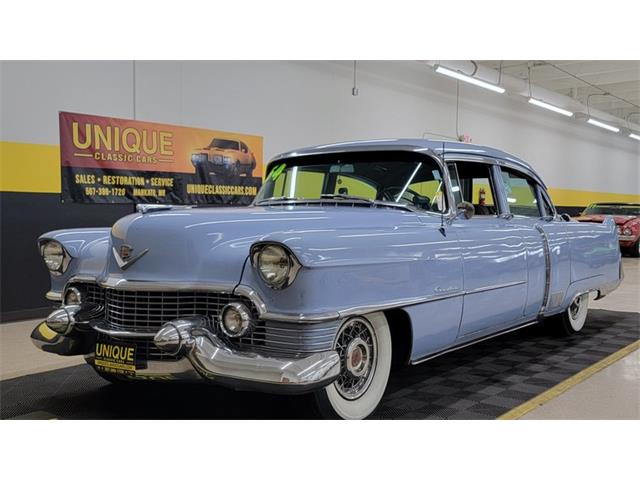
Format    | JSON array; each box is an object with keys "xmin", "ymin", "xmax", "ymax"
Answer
[{"xmin": 2, "ymin": 60, "xmax": 638, "ymax": 194}]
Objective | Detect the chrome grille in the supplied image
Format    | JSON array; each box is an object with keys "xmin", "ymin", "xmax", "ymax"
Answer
[
  {"xmin": 70, "ymin": 283, "xmax": 339, "ymax": 359},
  {"xmin": 224, "ymin": 319, "xmax": 340, "ymax": 358},
  {"xmin": 104, "ymin": 289, "xmax": 242, "ymax": 332}
]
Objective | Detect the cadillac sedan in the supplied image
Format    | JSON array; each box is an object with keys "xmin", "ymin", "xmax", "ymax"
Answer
[{"xmin": 32, "ymin": 139, "xmax": 622, "ymax": 419}]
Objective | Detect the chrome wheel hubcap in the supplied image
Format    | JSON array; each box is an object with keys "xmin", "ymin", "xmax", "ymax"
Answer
[
  {"xmin": 568, "ymin": 293, "xmax": 587, "ymax": 330},
  {"xmin": 335, "ymin": 318, "xmax": 377, "ymax": 400}
]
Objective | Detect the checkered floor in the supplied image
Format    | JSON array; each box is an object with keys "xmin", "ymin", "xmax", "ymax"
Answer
[{"xmin": 1, "ymin": 309, "xmax": 638, "ymax": 420}]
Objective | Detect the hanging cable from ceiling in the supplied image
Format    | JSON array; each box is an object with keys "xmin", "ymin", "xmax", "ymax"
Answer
[{"xmin": 352, "ymin": 60, "xmax": 359, "ymax": 96}]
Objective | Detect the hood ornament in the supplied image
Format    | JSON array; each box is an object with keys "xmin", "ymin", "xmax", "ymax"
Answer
[{"xmin": 112, "ymin": 244, "xmax": 149, "ymax": 270}]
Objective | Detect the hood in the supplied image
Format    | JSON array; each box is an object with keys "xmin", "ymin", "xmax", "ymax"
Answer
[
  {"xmin": 575, "ymin": 214, "xmax": 638, "ymax": 226},
  {"xmin": 107, "ymin": 205, "xmax": 426, "ymax": 285}
]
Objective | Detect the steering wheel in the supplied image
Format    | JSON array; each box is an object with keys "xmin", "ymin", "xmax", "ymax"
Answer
[{"xmin": 380, "ymin": 186, "xmax": 431, "ymax": 210}]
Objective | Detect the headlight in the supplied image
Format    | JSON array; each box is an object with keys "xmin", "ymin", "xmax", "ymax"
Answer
[
  {"xmin": 40, "ymin": 240, "xmax": 70, "ymax": 275},
  {"xmin": 251, "ymin": 243, "xmax": 301, "ymax": 289},
  {"xmin": 616, "ymin": 226, "xmax": 622, "ymax": 234},
  {"xmin": 623, "ymin": 227, "xmax": 632, "ymax": 236}
]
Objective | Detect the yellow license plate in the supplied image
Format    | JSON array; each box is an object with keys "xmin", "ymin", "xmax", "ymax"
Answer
[{"xmin": 95, "ymin": 342, "xmax": 137, "ymax": 376}]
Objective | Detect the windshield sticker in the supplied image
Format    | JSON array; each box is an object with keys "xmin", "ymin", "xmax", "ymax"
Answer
[{"xmin": 270, "ymin": 163, "xmax": 286, "ymax": 181}]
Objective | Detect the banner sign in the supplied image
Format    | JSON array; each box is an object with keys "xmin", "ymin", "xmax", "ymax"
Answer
[{"xmin": 59, "ymin": 111, "xmax": 263, "ymax": 205}]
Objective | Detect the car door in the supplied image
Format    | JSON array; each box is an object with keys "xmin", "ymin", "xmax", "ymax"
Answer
[
  {"xmin": 497, "ymin": 166, "xmax": 551, "ymax": 318},
  {"xmin": 448, "ymin": 158, "xmax": 529, "ymax": 338}
]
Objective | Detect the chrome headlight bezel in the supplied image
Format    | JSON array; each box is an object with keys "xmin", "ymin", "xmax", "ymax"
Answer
[
  {"xmin": 622, "ymin": 227, "xmax": 632, "ymax": 236},
  {"xmin": 39, "ymin": 239, "xmax": 72, "ymax": 276},
  {"xmin": 250, "ymin": 242, "xmax": 301, "ymax": 290}
]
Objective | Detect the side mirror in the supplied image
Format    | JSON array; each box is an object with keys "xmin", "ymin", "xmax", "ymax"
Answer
[
  {"xmin": 560, "ymin": 213, "xmax": 572, "ymax": 222},
  {"xmin": 456, "ymin": 201, "xmax": 475, "ymax": 220}
]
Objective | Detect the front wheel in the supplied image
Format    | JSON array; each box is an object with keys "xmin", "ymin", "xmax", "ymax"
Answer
[
  {"xmin": 313, "ymin": 312, "xmax": 391, "ymax": 419},
  {"xmin": 629, "ymin": 239, "xmax": 640, "ymax": 257},
  {"xmin": 548, "ymin": 292, "xmax": 590, "ymax": 336}
]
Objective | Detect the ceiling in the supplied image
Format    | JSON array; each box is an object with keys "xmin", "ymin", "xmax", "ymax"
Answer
[{"xmin": 479, "ymin": 61, "xmax": 640, "ymax": 124}]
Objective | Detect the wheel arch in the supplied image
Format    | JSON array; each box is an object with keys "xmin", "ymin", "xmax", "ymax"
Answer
[{"xmin": 382, "ymin": 308, "xmax": 413, "ymax": 368}]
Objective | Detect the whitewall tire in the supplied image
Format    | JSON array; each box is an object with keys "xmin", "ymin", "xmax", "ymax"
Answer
[
  {"xmin": 313, "ymin": 312, "xmax": 392, "ymax": 420},
  {"xmin": 550, "ymin": 292, "xmax": 590, "ymax": 336}
]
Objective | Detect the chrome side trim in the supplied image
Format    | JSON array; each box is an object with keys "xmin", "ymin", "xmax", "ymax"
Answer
[
  {"xmin": 252, "ymin": 280, "xmax": 527, "ymax": 323},
  {"xmin": 464, "ymin": 280, "xmax": 526, "ymax": 295},
  {"xmin": 535, "ymin": 224, "xmax": 551, "ymax": 314},
  {"xmin": 411, "ymin": 320, "xmax": 539, "ymax": 365},
  {"xmin": 255, "ymin": 290, "xmax": 467, "ymax": 323}
]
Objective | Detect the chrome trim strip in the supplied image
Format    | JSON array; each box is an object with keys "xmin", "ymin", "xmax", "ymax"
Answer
[
  {"xmin": 99, "ymin": 277, "xmax": 237, "ymax": 292},
  {"xmin": 241, "ymin": 280, "xmax": 526, "ymax": 324},
  {"xmin": 618, "ymin": 235, "xmax": 636, "ymax": 241},
  {"xmin": 411, "ymin": 320, "xmax": 539, "ymax": 365},
  {"xmin": 68, "ymin": 275, "xmax": 98, "ymax": 284},
  {"xmin": 91, "ymin": 321, "xmax": 156, "ymax": 339},
  {"xmin": 45, "ymin": 291, "xmax": 62, "ymax": 301},
  {"xmin": 535, "ymin": 224, "xmax": 551, "ymax": 314},
  {"xmin": 233, "ymin": 285, "xmax": 267, "ymax": 315},
  {"xmin": 464, "ymin": 280, "xmax": 526, "ymax": 295}
]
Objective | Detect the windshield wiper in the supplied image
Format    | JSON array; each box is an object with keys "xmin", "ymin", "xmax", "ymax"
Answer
[
  {"xmin": 319, "ymin": 193, "xmax": 375, "ymax": 204},
  {"xmin": 320, "ymin": 194, "xmax": 414, "ymax": 212}
]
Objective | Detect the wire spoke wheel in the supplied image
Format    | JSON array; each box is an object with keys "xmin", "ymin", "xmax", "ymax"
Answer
[{"xmin": 334, "ymin": 317, "xmax": 377, "ymax": 400}]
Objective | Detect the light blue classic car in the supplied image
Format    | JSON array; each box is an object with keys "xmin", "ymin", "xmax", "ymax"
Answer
[{"xmin": 32, "ymin": 139, "xmax": 623, "ymax": 419}]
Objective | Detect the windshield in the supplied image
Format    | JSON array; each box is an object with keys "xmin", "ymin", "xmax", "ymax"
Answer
[
  {"xmin": 209, "ymin": 139, "xmax": 239, "ymax": 150},
  {"xmin": 583, "ymin": 204, "xmax": 640, "ymax": 216},
  {"xmin": 255, "ymin": 151, "xmax": 447, "ymax": 212}
]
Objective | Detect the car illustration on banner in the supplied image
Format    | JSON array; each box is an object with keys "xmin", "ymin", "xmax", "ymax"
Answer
[
  {"xmin": 574, "ymin": 202, "xmax": 640, "ymax": 257},
  {"xmin": 191, "ymin": 137, "xmax": 257, "ymax": 178},
  {"xmin": 32, "ymin": 139, "xmax": 622, "ymax": 419}
]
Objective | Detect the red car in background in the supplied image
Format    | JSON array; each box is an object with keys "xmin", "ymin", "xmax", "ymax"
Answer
[{"xmin": 575, "ymin": 203, "xmax": 640, "ymax": 257}]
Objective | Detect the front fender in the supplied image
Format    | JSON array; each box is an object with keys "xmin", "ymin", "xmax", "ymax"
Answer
[
  {"xmin": 240, "ymin": 223, "xmax": 464, "ymax": 321},
  {"xmin": 38, "ymin": 228, "xmax": 111, "ymax": 296}
]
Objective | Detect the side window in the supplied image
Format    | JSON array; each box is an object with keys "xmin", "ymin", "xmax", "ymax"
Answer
[
  {"xmin": 454, "ymin": 161, "xmax": 499, "ymax": 216},
  {"xmin": 500, "ymin": 168, "xmax": 540, "ymax": 217},
  {"xmin": 447, "ymin": 163, "xmax": 463, "ymax": 206}
]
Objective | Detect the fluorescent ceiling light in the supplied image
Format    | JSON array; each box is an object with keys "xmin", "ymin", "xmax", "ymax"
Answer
[
  {"xmin": 629, "ymin": 133, "xmax": 640, "ymax": 141},
  {"xmin": 435, "ymin": 66, "xmax": 505, "ymax": 94},
  {"xmin": 528, "ymin": 98, "xmax": 573, "ymax": 117},
  {"xmin": 587, "ymin": 118, "xmax": 620, "ymax": 133}
]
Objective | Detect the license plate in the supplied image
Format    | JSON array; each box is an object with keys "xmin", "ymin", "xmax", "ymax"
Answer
[{"xmin": 95, "ymin": 341, "xmax": 137, "ymax": 376}]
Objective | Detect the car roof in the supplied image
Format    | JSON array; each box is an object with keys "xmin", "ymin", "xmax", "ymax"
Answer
[{"xmin": 270, "ymin": 138, "xmax": 545, "ymax": 187}]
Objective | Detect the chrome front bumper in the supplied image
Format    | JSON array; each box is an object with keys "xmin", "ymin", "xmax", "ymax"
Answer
[{"xmin": 31, "ymin": 308, "xmax": 341, "ymax": 394}]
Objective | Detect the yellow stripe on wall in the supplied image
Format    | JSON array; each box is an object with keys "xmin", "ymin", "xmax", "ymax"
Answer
[
  {"xmin": 0, "ymin": 141, "xmax": 61, "ymax": 193},
  {"xmin": 1, "ymin": 140, "xmax": 639, "ymax": 205},
  {"xmin": 548, "ymin": 187, "xmax": 640, "ymax": 207}
]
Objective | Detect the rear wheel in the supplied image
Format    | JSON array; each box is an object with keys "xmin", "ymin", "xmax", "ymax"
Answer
[
  {"xmin": 548, "ymin": 292, "xmax": 589, "ymax": 336},
  {"xmin": 313, "ymin": 312, "xmax": 391, "ymax": 419}
]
